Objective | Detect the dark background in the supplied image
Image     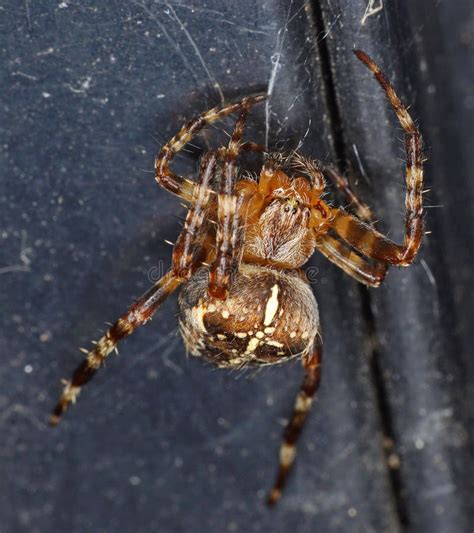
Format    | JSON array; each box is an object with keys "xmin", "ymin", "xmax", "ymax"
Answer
[{"xmin": 1, "ymin": 1, "xmax": 473, "ymax": 532}]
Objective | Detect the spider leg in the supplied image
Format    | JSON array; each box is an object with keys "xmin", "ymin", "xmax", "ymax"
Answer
[
  {"xmin": 49, "ymin": 272, "xmax": 182, "ymax": 425},
  {"xmin": 336, "ymin": 50, "xmax": 424, "ymax": 266},
  {"xmin": 261, "ymin": 151, "xmax": 286, "ymax": 176},
  {"xmin": 208, "ymin": 98, "xmax": 257, "ymax": 299},
  {"xmin": 315, "ymin": 234, "xmax": 388, "ymax": 287},
  {"xmin": 289, "ymin": 153, "xmax": 326, "ymax": 191},
  {"xmin": 241, "ymin": 141, "xmax": 265, "ymax": 153},
  {"xmin": 322, "ymin": 165, "xmax": 374, "ymax": 223},
  {"xmin": 267, "ymin": 342, "xmax": 322, "ymax": 506},
  {"xmin": 155, "ymin": 94, "xmax": 265, "ymax": 202},
  {"xmin": 50, "ymin": 153, "xmax": 218, "ymax": 426},
  {"xmin": 318, "ymin": 165, "xmax": 389, "ymax": 283},
  {"xmin": 172, "ymin": 151, "xmax": 217, "ymax": 278}
]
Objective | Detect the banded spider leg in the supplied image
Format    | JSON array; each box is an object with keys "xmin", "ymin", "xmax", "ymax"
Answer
[
  {"xmin": 319, "ymin": 50, "xmax": 424, "ymax": 276},
  {"xmin": 268, "ymin": 342, "xmax": 322, "ymax": 505},
  {"xmin": 50, "ymin": 152, "xmax": 218, "ymax": 425},
  {"xmin": 155, "ymin": 94, "xmax": 265, "ymax": 202},
  {"xmin": 209, "ymin": 98, "xmax": 256, "ymax": 299}
]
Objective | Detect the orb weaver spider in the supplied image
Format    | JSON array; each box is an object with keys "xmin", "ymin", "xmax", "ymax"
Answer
[{"xmin": 50, "ymin": 50, "xmax": 424, "ymax": 505}]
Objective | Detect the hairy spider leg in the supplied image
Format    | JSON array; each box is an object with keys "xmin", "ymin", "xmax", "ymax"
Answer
[
  {"xmin": 268, "ymin": 342, "xmax": 323, "ymax": 506},
  {"xmin": 322, "ymin": 165, "xmax": 374, "ymax": 223},
  {"xmin": 289, "ymin": 153, "xmax": 326, "ymax": 192},
  {"xmin": 316, "ymin": 234, "xmax": 388, "ymax": 287},
  {"xmin": 315, "ymin": 164, "xmax": 389, "ymax": 286},
  {"xmin": 50, "ymin": 153, "xmax": 219, "ymax": 425},
  {"xmin": 155, "ymin": 94, "xmax": 266, "ymax": 202},
  {"xmin": 240, "ymin": 141, "xmax": 265, "ymax": 153},
  {"xmin": 209, "ymin": 98, "xmax": 258, "ymax": 299},
  {"xmin": 329, "ymin": 51, "xmax": 424, "ymax": 267},
  {"xmin": 49, "ymin": 272, "xmax": 181, "ymax": 426},
  {"xmin": 172, "ymin": 151, "xmax": 218, "ymax": 278},
  {"xmin": 260, "ymin": 151, "xmax": 286, "ymax": 178}
]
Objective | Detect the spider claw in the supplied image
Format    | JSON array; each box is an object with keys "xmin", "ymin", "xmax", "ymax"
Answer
[
  {"xmin": 49, "ymin": 414, "xmax": 60, "ymax": 426},
  {"xmin": 267, "ymin": 488, "xmax": 281, "ymax": 506},
  {"xmin": 79, "ymin": 347, "xmax": 89, "ymax": 354}
]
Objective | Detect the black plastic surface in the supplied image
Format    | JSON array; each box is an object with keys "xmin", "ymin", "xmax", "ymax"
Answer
[{"xmin": 1, "ymin": 1, "xmax": 472, "ymax": 532}]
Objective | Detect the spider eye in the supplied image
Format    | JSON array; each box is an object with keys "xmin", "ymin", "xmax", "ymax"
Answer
[
  {"xmin": 292, "ymin": 207, "xmax": 297, "ymax": 215},
  {"xmin": 284, "ymin": 205, "xmax": 290, "ymax": 213}
]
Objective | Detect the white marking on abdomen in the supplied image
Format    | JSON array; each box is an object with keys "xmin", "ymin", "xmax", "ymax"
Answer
[
  {"xmin": 246, "ymin": 337, "xmax": 260, "ymax": 353},
  {"xmin": 264, "ymin": 284, "xmax": 279, "ymax": 326}
]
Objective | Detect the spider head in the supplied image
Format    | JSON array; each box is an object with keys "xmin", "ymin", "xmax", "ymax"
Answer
[
  {"xmin": 238, "ymin": 172, "xmax": 330, "ymax": 267},
  {"xmin": 263, "ymin": 173, "xmax": 331, "ymax": 234},
  {"xmin": 254, "ymin": 196, "xmax": 311, "ymax": 265},
  {"xmin": 261, "ymin": 196, "xmax": 310, "ymax": 234}
]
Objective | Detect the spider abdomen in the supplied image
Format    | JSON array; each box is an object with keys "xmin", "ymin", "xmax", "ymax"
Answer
[{"xmin": 178, "ymin": 264, "xmax": 319, "ymax": 368}]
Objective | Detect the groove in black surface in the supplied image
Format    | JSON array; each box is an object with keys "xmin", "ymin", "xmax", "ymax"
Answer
[
  {"xmin": 309, "ymin": 0, "xmax": 410, "ymax": 528},
  {"xmin": 359, "ymin": 287, "xmax": 410, "ymax": 530},
  {"xmin": 308, "ymin": 2, "xmax": 346, "ymax": 170}
]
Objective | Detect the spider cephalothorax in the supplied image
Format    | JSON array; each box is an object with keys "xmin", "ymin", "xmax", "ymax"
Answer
[
  {"xmin": 50, "ymin": 51, "xmax": 424, "ymax": 506},
  {"xmin": 237, "ymin": 162, "xmax": 331, "ymax": 269}
]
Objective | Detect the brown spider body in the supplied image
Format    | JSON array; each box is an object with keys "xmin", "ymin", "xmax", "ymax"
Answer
[
  {"xmin": 50, "ymin": 51, "xmax": 424, "ymax": 506},
  {"xmin": 178, "ymin": 163, "xmax": 326, "ymax": 367},
  {"xmin": 179, "ymin": 264, "xmax": 319, "ymax": 367}
]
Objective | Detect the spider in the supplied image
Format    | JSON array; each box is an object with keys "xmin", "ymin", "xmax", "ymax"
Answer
[{"xmin": 50, "ymin": 50, "xmax": 424, "ymax": 505}]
